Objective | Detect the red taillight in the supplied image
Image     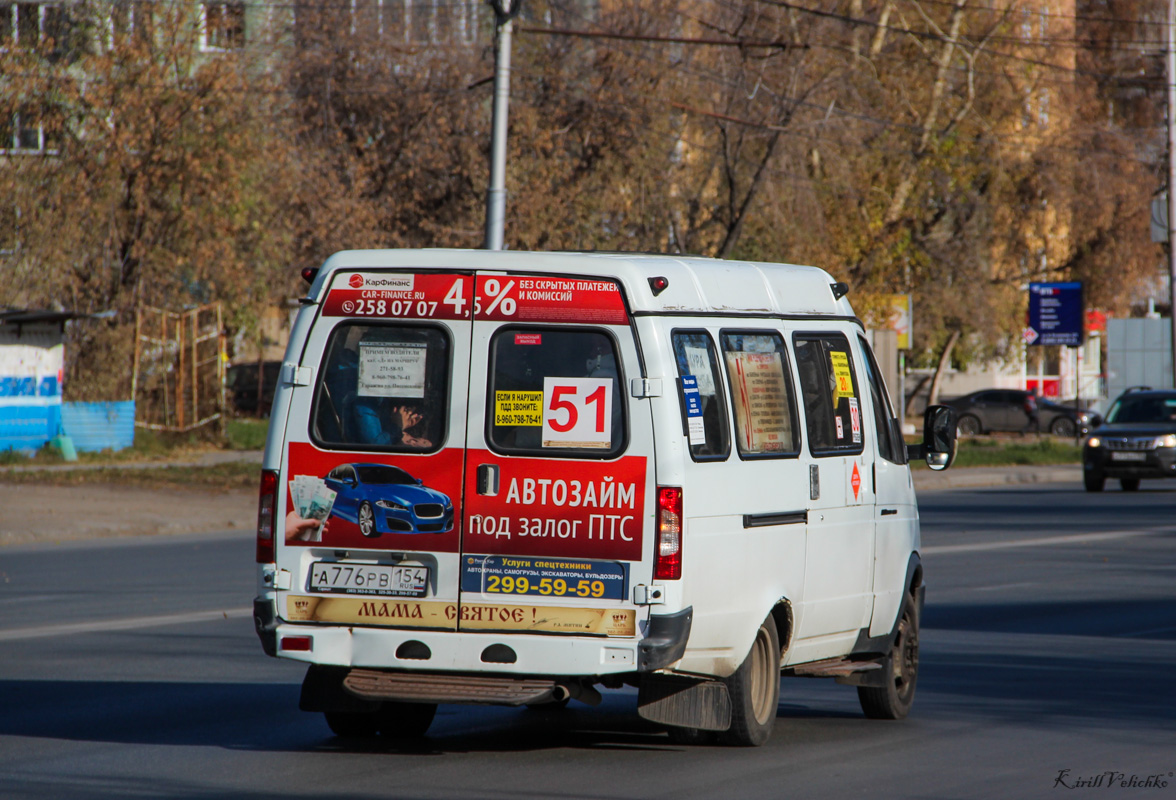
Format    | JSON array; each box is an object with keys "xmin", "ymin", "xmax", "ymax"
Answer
[
  {"xmin": 280, "ymin": 636, "xmax": 313, "ymax": 652},
  {"xmin": 654, "ymin": 486, "xmax": 683, "ymax": 580},
  {"xmin": 257, "ymin": 469, "xmax": 279, "ymax": 563}
]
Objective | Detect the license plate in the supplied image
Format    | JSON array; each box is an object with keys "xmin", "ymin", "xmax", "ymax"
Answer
[
  {"xmin": 1111, "ymin": 451, "xmax": 1147, "ymax": 462},
  {"xmin": 309, "ymin": 562, "xmax": 428, "ymax": 597}
]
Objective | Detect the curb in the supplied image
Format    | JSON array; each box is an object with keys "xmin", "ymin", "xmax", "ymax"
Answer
[
  {"xmin": 2, "ymin": 452, "xmax": 1080, "ymax": 493},
  {"xmin": 0, "ymin": 450, "xmax": 264, "ymax": 474},
  {"xmin": 912, "ymin": 464, "xmax": 1081, "ymax": 491}
]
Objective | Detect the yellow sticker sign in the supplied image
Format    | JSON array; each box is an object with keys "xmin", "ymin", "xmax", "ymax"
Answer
[
  {"xmin": 830, "ymin": 351, "xmax": 854, "ymax": 406},
  {"xmin": 285, "ymin": 596, "xmax": 636, "ymax": 637},
  {"xmin": 495, "ymin": 391, "xmax": 544, "ymax": 426},
  {"xmin": 286, "ymin": 596, "xmax": 457, "ymax": 630}
]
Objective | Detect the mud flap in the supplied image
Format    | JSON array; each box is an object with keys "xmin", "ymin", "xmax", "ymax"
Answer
[{"xmin": 637, "ymin": 674, "xmax": 732, "ymax": 732}]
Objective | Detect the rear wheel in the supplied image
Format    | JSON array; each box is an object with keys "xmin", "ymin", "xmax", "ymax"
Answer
[
  {"xmin": 376, "ymin": 702, "xmax": 436, "ymax": 738},
  {"xmin": 722, "ymin": 614, "xmax": 780, "ymax": 747},
  {"xmin": 1084, "ymin": 471, "xmax": 1105, "ymax": 492},
  {"xmin": 858, "ymin": 593, "xmax": 919, "ymax": 720},
  {"xmin": 358, "ymin": 501, "xmax": 377, "ymax": 537},
  {"xmin": 1050, "ymin": 417, "xmax": 1077, "ymax": 437},
  {"xmin": 324, "ymin": 710, "xmax": 380, "ymax": 738},
  {"xmin": 956, "ymin": 414, "xmax": 982, "ymax": 437},
  {"xmin": 1120, "ymin": 477, "xmax": 1141, "ymax": 492}
]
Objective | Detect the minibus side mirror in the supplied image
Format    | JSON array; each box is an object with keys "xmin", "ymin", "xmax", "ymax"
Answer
[{"xmin": 906, "ymin": 405, "xmax": 958, "ymax": 471}]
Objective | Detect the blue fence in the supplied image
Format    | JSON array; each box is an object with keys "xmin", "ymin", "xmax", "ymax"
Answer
[
  {"xmin": 0, "ymin": 401, "xmax": 135, "ymax": 453},
  {"xmin": 60, "ymin": 402, "xmax": 136, "ymax": 452},
  {"xmin": 0, "ymin": 403, "xmax": 61, "ymax": 451}
]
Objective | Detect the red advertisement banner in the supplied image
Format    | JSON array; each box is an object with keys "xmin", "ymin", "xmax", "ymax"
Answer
[
  {"xmin": 474, "ymin": 275, "xmax": 629, "ymax": 325},
  {"xmin": 285, "ymin": 442, "xmax": 464, "ymax": 552},
  {"xmin": 463, "ymin": 451, "xmax": 647, "ymax": 561},
  {"xmin": 322, "ymin": 273, "xmax": 474, "ymax": 320}
]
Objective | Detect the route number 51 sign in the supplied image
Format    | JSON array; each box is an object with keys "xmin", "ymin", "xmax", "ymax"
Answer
[{"xmin": 542, "ymin": 378, "xmax": 613, "ymax": 449}]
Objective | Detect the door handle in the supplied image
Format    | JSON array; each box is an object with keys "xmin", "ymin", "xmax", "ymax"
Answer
[{"xmin": 476, "ymin": 464, "xmax": 500, "ymax": 496}]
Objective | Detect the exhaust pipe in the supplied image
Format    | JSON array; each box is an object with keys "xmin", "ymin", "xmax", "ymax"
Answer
[{"xmin": 552, "ymin": 681, "xmax": 603, "ymax": 706}]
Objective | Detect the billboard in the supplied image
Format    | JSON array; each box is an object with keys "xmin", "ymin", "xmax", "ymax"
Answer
[{"xmin": 1027, "ymin": 282, "xmax": 1083, "ymax": 347}]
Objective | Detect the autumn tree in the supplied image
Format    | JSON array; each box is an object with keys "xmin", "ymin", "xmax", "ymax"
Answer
[{"xmin": 0, "ymin": 0, "xmax": 301, "ymax": 399}]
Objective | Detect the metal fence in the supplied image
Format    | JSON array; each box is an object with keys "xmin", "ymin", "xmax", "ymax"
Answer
[{"xmin": 132, "ymin": 304, "xmax": 225, "ymax": 432}]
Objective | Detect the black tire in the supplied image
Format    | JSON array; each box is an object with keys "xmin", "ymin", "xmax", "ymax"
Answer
[
  {"xmin": 325, "ymin": 710, "xmax": 381, "ymax": 738},
  {"xmin": 858, "ymin": 593, "xmax": 919, "ymax": 721},
  {"xmin": 722, "ymin": 614, "xmax": 780, "ymax": 747},
  {"xmin": 358, "ymin": 501, "xmax": 377, "ymax": 537},
  {"xmin": 956, "ymin": 414, "xmax": 982, "ymax": 437},
  {"xmin": 1084, "ymin": 471, "xmax": 1105, "ymax": 492},
  {"xmin": 1120, "ymin": 478, "xmax": 1141, "ymax": 492},
  {"xmin": 376, "ymin": 702, "xmax": 436, "ymax": 738},
  {"xmin": 1050, "ymin": 417, "xmax": 1077, "ymax": 438}
]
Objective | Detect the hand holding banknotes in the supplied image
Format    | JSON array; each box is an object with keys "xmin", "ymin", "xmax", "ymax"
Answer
[
  {"xmin": 286, "ymin": 509, "xmax": 331, "ymax": 542},
  {"xmin": 286, "ymin": 474, "xmax": 338, "ymax": 542}
]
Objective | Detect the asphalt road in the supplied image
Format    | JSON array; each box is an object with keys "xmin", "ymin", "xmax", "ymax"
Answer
[{"xmin": 1, "ymin": 482, "xmax": 1174, "ymax": 799}]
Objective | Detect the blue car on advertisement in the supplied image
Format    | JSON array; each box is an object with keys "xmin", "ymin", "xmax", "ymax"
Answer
[{"xmin": 324, "ymin": 463, "xmax": 454, "ymax": 537}]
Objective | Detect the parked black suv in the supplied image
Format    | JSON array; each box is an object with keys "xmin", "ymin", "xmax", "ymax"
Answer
[{"xmin": 1083, "ymin": 388, "xmax": 1176, "ymax": 492}]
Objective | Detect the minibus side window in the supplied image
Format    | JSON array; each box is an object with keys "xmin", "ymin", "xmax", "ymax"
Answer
[
  {"xmin": 486, "ymin": 327, "xmax": 626, "ymax": 459},
  {"xmin": 719, "ymin": 330, "xmax": 801, "ymax": 458},
  {"xmin": 858, "ymin": 335, "xmax": 906, "ymax": 464},
  {"xmin": 310, "ymin": 322, "xmax": 450, "ymax": 453},
  {"xmin": 793, "ymin": 333, "xmax": 865, "ymax": 456},
  {"xmin": 671, "ymin": 330, "xmax": 730, "ymax": 461}
]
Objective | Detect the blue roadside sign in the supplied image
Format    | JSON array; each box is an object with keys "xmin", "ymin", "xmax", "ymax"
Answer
[{"xmin": 1027, "ymin": 282, "xmax": 1083, "ymax": 347}]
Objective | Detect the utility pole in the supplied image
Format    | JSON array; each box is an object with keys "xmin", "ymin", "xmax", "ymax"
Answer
[
  {"xmin": 484, "ymin": 0, "xmax": 521, "ymax": 251},
  {"xmin": 1168, "ymin": 0, "xmax": 1176, "ymax": 385}
]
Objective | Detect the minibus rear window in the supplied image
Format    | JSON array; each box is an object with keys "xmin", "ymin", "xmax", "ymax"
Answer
[
  {"xmin": 310, "ymin": 322, "xmax": 450, "ymax": 453},
  {"xmin": 486, "ymin": 328, "xmax": 626, "ymax": 459}
]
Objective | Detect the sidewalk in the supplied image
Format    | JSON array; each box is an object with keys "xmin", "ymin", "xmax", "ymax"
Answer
[
  {"xmin": 0, "ymin": 449, "xmax": 265, "ymax": 473},
  {"xmin": 0, "ymin": 452, "xmax": 1079, "ymax": 547},
  {"xmin": 1, "ymin": 448, "xmax": 1081, "ymax": 491},
  {"xmin": 912, "ymin": 463, "xmax": 1081, "ymax": 491}
]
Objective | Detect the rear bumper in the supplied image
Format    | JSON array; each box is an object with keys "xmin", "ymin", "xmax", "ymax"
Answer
[{"xmin": 254, "ymin": 596, "xmax": 692, "ymax": 678}]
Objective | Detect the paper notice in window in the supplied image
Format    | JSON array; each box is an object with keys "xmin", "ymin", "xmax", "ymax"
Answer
[
  {"xmin": 725, "ymin": 351, "xmax": 792, "ymax": 453},
  {"xmin": 357, "ymin": 341, "xmax": 427, "ymax": 398},
  {"xmin": 681, "ymin": 375, "xmax": 706, "ymax": 446},
  {"xmin": 683, "ymin": 346, "xmax": 715, "ymax": 395},
  {"xmin": 830, "ymin": 350, "xmax": 854, "ymax": 406},
  {"xmin": 495, "ymin": 391, "xmax": 544, "ymax": 426}
]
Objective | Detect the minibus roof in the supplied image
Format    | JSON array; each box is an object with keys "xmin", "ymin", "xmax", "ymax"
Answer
[{"xmin": 313, "ymin": 249, "xmax": 855, "ymax": 318}]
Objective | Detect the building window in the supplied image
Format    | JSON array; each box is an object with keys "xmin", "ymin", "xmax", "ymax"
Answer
[
  {"xmin": 1, "ymin": 108, "xmax": 57, "ymax": 154},
  {"xmin": 110, "ymin": 0, "xmax": 152, "ymax": 47},
  {"xmin": 201, "ymin": 2, "xmax": 244, "ymax": 51},
  {"xmin": 2, "ymin": 2, "xmax": 59, "ymax": 46}
]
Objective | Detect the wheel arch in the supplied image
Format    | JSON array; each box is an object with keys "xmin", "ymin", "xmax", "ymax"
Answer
[
  {"xmin": 770, "ymin": 599, "xmax": 794, "ymax": 660},
  {"xmin": 876, "ymin": 553, "xmax": 923, "ymax": 643},
  {"xmin": 905, "ymin": 554, "xmax": 924, "ymax": 620}
]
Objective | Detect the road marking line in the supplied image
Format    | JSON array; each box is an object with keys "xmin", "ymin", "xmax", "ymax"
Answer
[
  {"xmin": 923, "ymin": 526, "xmax": 1175, "ymax": 555},
  {"xmin": 0, "ymin": 607, "xmax": 254, "ymax": 642}
]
